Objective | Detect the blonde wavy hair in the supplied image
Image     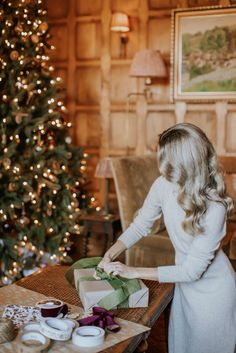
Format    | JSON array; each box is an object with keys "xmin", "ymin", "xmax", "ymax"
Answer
[{"xmin": 158, "ymin": 123, "xmax": 234, "ymax": 236}]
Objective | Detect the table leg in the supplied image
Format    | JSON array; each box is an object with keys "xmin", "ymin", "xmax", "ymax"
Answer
[
  {"xmin": 135, "ymin": 339, "xmax": 148, "ymax": 353},
  {"xmin": 82, "ymin": 223, "xmax": 89, "ymax": 257},
  {"xmin": 164, "ymin": 302, "xmax": 171, "ymax": 352}
]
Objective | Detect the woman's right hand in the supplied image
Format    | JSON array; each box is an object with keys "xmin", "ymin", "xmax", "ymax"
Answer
[
  {"xmin": 97, "ymin": 240, "xmax": 127, "ymax": 270},
  {"xmin": 97, "ymin": 252, "xmax": 112, "ymax": 269}
]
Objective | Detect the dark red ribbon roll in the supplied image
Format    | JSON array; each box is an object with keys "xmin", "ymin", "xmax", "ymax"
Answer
[
  {"xmin": 78, "ymin": 307, "xmax": 120, "ymax": 333},
  {"xmin": 36, "ymin": 299, "xmax": 68, "ymax": 318}
]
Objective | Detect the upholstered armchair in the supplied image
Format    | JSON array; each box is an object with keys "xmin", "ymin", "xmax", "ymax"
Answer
[{"xmin": 110, "ymin": 154, "xmax": 175, "ymax": 267}]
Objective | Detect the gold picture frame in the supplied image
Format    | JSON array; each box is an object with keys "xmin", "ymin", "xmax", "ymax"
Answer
[{"xmin": 171, "ymin": 6, "xmax": 236, "ymax": 101}]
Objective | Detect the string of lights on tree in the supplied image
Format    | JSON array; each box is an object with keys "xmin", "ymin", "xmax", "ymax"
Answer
[{"xmin": 0, "ymin": 0, "xmax": 98, "ymax": 285}]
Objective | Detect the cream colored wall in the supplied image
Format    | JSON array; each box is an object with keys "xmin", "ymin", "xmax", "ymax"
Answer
[{"xmin": 46, "ymin": 0, "xmax": 236, "ymax": 206}]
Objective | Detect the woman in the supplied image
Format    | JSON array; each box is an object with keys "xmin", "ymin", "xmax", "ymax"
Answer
[{"xmin": 99, "ymin": 123, "xmax": 236, "ymax": 353}]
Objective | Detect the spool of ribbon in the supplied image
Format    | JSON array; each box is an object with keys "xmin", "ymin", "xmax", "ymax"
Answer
[
  {"xmin": 36, "ymin": 299, "xmax": 68, "ymax": 318},
  {"xmin": 0, "ymin": 318, "xmax": 16, "ymax": 343},
  {"xmin": 14, "ymin": 331, "xmax": 50, "ymax": 353},
  {"xmin": 65, "ymin": 257, "xmax": 141, "ymax": 310},
  {"xmin": 72, "ymin": 326, "xmax": 105, "ymax": 347},
  {"xmin": 78, "ymin": 306, "xmax": 120, "ymax": 332},
  {"xmin": 22, "ymin": 322, "xmax": 41, "ymax": 333},
  {"xmin": 40, "ymin": 318, "xmax": 72, "ymax": 341}
]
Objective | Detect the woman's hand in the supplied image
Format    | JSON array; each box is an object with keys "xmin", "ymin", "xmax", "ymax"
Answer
[
  {"xmin": 97, "ymin": 253, "xmax": 112, "ymax": 270},
  {"xmin": 97, "ymin": 240, "xmax": 127, "ymax": 269},
  {"xmin": 103, "ymin": 261, "xmax": 138, "ymax": 279}
]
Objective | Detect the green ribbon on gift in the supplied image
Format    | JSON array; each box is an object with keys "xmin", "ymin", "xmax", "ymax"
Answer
[{"xmin": 65, "ymin": 257, "xmax": 141, "ymax": 310}]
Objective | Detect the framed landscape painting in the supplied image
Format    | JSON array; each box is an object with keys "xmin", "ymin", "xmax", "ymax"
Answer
[{"xmin": 172, "ymin": 6, "xmax": 236, "ymax": 101}]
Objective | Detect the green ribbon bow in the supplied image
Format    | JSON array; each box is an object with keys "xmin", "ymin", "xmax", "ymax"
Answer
[{"xmin": 65, "ymin": 257, "xmax": 141, "ymax": 310}]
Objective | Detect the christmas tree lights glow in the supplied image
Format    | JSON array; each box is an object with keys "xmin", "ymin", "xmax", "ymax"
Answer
[{"xmin": 0, "ymin": 0, "xmax": 98, "ymax": 285}]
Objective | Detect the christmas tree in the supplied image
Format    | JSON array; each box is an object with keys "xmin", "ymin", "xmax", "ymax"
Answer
[{"xmin": 0, "ymin": 0, "xmax": 96, "ymax": 284}]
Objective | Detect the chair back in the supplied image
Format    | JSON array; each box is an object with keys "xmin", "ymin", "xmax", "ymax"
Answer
[{"xmin": 110, "ymin": 154, "xmax": 159, "ymax": 231}]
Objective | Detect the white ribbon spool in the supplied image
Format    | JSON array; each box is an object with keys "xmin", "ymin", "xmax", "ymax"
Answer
[
  {"xmin": 23, "ymin": 322, "xmax": 41, "ymax": 333},
  {"xmin": 62, "ymin": 319, "xmax": 77, "ymax": 330},
  {"xmin": 72, "ymin": 326, "xmax": 105, "ymax": 347},
  {"xmin": 40, "ymin": 318, "xmax": 72, "ymax": 341},
  {"xmin": 15, "ymin": 331, "xmax": 50, "ymax": 353}
]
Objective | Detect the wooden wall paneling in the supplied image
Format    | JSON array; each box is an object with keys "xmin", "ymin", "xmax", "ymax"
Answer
[
  {"xmin": 53, "ymin": 67, "xmax": 67, "ymax": 89},
  {"xmin": 75, "ymin": 112, "xmax": 87, "ymax": 146},
  {"xmin": 49, "ymin": 24, "xmax": 68, "ymax": 61},
  {"xmin": 45, "ymin": 0, "xmax": 69, "ymax": 19},
  {"xmin": 76, "ymin": 22, "xmax": 101, "ymax": 60},
  {"xmin": 100, "ymin": 0, "xmax": 112, "ymax": 158},
  {"xmin": 215, "ymin": 101, "xmax": 227, "ymax": 155},
  {"xmin": 111, "ymin": 0, "xmax": 140, "ymax": 13},
  {"xmin": 174, "ymin": 101, "xmax": 186, "ymax": 123},
  {"xmin": 76, "ymin": 67, "xmax": 101, "ymax": 105},
  {"xmin": 148, "ymin": 17, "xmax": 171, "ymax": 55},
  {"xmin": 110, "ymin": 66, "xmax": 137, "ymax": 104},
  {"xmin": 134, "ymin": 0, "xmax": 149, "ymax": 155},
  {"xmin": 146, "ymin": 111, "xmax": 176, "ymax": 151},
  {"xmin": 110, "ymin": 112, "xmax": 137, "ymax": 150},
  {"xmin": 187, "ymin": 0, "xmax": 220, "ymax": 6},
  {"xmin": 185, "ymin": 110, "xmax": 217, "ymax": 145},
  {"xmin": 74, "ymin": 112, "xmax": 101, "ymax": 148},
  {"xmin": 226, "ymin": 111, "xmax": 236, "ymax": 153},
  {"xmin": 148, "ymin": 0, "xmax": 179, "ymax": 8},
  {"xmin": 76, "ymin": 0, "xmax": 102, "ymax": 15}
]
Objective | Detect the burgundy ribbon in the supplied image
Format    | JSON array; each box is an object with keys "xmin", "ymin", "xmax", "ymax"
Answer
[{"xmin": 78, "ymin": 307, "xmax": 120, "ymax": 332}]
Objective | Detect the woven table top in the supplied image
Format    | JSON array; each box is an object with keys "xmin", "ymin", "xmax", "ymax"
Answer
[{"xmin": 16, "ymin": 265, "xmax": 174, "ymax": 353}]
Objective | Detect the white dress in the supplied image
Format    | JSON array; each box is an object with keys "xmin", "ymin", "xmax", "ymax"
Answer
[{"xmin": 119, "ymin": 176, "xmax": 236, "ymax": 353}]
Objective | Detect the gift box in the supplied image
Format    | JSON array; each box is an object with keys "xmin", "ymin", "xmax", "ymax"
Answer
[{"xmin": 74, "ymin": 268, "xmax": 149, "ymax": 311}]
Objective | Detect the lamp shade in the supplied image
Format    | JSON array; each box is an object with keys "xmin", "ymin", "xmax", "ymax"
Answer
[
  {"xmin": 94, "ymin": 158, "xmax": 113, "ymax": 179},
  {"xmin": 129, "ymin": 49, "xmax": 167, "ymax": 78},
  {"xmin": 111, "ymin": 12, "xmax": 129, "ymax": 33}
]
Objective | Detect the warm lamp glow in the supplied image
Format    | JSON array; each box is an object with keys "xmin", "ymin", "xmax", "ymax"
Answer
[
  {"xmin": 129, "ymin": 49, "xmax": 167, "ymax": 80},
  {"xmin": 95, "ymin": 158, "xmax": 113, "ymax": 179},
  {"xmin": 111, "ymin": 12, "xmax": 129, "ymax": 33}
]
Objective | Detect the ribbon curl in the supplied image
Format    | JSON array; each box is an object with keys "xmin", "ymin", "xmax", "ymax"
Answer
[{"xmin": 78, "ymin": 306, "xmax": 120, "ymax": 333}]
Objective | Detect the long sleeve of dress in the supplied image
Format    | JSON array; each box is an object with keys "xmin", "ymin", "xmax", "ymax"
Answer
[
  {"xmin": 157, "ymin": 202, "xmax": 227, "ymax": 283},
  {"xmin": 118, "ymin": 176, "xmax": 163, "ymax": 249}
]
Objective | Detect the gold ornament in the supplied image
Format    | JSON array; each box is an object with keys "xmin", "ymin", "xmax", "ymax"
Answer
[
  {"xmin": 15, "ymin": 22, "xmax": 23, "ymax": 33},
  {"xmin": 26, "ymin": 90, "xmax": 34, "ymax": 105},
  {"xmin": 8, "ymin": 183, "xmax": 16, "ymax": 192},
  {"xmin": 2, "ymin": 134, "xmax": 7, "ymax": 145},
  {"xmin": 31, "ymin": 34, "xmax": 39, "ymax": 43},
  {"xmin": 52, "ymin": 161, "xmax": 61, "ymax": 173},
  {"xmin": 2, "ymin": 158, "xmax": 11, "ymax": 170},
  {"xmin": 48, "ymin": 140, "xmax": 56, "ymax": 150},
  {"xmin": 46, "ymin": 208, "xmax": 52, "ymax": 216},
  {"xmin": 39, "ymin": 22, "xmax": 48, "ymax": 32},
  {"xmin": 17, "ymin": 215, "xmax": 30, "ymax": 227},
  {"xmin": 12, "ymin": 111, "xmax": 28, "ymax": 124},
  {"xmin": 10, "ymin": 50, "xmax": 19, "ymax": 61}
]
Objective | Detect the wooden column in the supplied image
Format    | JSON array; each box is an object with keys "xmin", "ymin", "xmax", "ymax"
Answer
[
  {"xmin": 100, "ymin": 0, "xmax": 111, "ymax": 158},
  {"xmin": 135, "ymin": 0, "xmax": 149, "ymax": 155},
  {"xmin": 175, "ymin": 102, "xmax": 186, "ymax": 124},
  {"xmin": 215, "ymin": 101, "xmax": 227, "ymax": 155}
]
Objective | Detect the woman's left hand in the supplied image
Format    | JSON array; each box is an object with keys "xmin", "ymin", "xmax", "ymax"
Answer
[{"xmin": 103, "ymin": 261, "xmax": 138, "ymax": 279}]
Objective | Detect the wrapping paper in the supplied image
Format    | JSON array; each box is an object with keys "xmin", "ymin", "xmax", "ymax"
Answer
[{"xmin": 75, "ymin": 268, "xmax": 149, "ymax": 311}]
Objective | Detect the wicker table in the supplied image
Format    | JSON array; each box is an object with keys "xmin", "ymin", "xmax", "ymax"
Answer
[{"xmin": 16, "ymin": 265, "xmax": 174, "ymax": 353}]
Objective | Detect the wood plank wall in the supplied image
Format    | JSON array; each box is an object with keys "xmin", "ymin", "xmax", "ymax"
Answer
[{"xmin": 46, "ymin": 0, "xmax": 236, "ymax": 209}]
